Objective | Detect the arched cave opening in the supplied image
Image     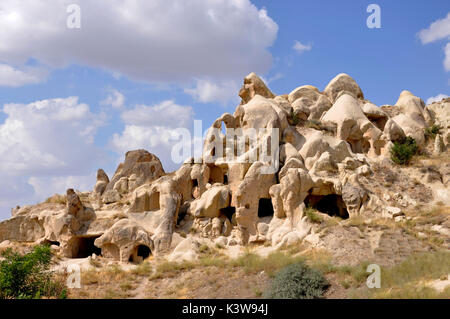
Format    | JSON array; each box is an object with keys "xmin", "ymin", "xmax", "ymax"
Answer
[
  {"xmin": 304, "ymin": 194, "xmax": 349, "ymax": 219},
  {"xmin": 258, "ymin": 198, "xmax": 274, "ymax": 218},
  {"xmin": 129, "ymin": 245, "xmax": 152, "ymax": 263},
  {"xmin": 73, "ymin": 236, "xmax": 102, "ymax": 258}
]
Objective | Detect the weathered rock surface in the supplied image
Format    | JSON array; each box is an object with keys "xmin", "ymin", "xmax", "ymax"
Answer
[{"xmin": 1, "ymin": 72, "xmax": 448, "ymax": 265}]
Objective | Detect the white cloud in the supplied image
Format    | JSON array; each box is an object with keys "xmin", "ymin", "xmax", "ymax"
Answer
[
  {"xmin": 111, "ymin": 100, "xmax": 194, "ymax": 171},
  {"xmin": 0, "ymin": 64, "xmax": 48, "ymax": 87},
  {"xmin": 101, "ymin": 89, "xmax": 125, "ymax": 109},
  {"xmin": 184, "ymin": 79, "xmax": 240, "ymax": 105},
  {"xmin": 121, "ymin": 100, "xmax": 193, "ymax": 127},
  {"xmin": 293, "ymin": 40, "xmax": 312, "ymax": 54},
  {"xmin": 426, "ymin": 93, "xmax": 449, "ymax": 105},
  {"xmin": 0, "ymin": 97, "xmax": 105, "ymax": 219},
  {"xmin": 445, "ymin": 42, "xmax": 450, "ymax": 71},
  {"xmin": 0, "ymin": 0, "xmax": 278, "ymax": 85},
  {"xmin": 418, "ymin": 12, "xmax": 450, "ymax": 44},
  {"xmin": 28, "ymin": 175, "xmax": 94, "ymax": 199},
  {"xmin": 418, "ymin": 13, "xmax": 450, "ymax": 73}
]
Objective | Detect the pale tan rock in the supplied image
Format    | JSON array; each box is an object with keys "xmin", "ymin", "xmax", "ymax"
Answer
[
  {"xmin": 323, "ymin": 73, "xmax": 364, "ymax": 103},
  {"xmin": 434, "ymin": 134, "xmax": 445, "ymax": 155},
  {"xmin": 113, "ymin": 177, "xmax": 129, "ymax": 194},
  {"xmin": 105, "ymin": 149, "xmax": 164, "ymax": 192},
  {"xmin": 239, "ymin": 72, "xmax": 275, "ymax": 104},
  {"xmin": 94, "ymin": 219, "xmax": 153, "ymax": 262},
  {"xmin": 94, "ymin": 169, "xmax": 109, "ymax": 195},
  {"xmin": 321, "ymin": 94, "xmax": 383, "ymax": 156},
  {"xmin": 395, "ymin": 90, "xmax": 433, "ymax": 127},
  {"xmin": 383, "ymin": 118, "xmax": 406, "ymax": 142},
  {"xmin": 102, "ymin": 189, "xmax": 121, "ymax": 204}
]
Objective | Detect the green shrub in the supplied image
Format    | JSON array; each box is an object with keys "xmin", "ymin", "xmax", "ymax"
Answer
[
  {"xmin": 0, "ymin": 245, "xmax": 66, "ymax": 299},
  {"xmin": 390, "ymin": 136, "xmax": 418, "ymax": 165},
  {"xmin": 424, "ymin": 124, "xmax": 442, "ymax": 140},
  {"xmin": 264, "ymin": 262, "xmax": 329, "ymax": 299}
]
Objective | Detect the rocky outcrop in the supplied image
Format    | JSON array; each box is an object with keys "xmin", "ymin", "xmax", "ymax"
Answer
[
  {"xmin": 105, "ymin": 149, "xmax": 164, "ymax": 194},
  {"xmin": 94, "ymin": 169, "xmax": 109, "ymax": 195},
  {"xmin": 1, "ymin": 72, "xmax": 448, "ymax": 264},
  {"xmin": 94, "ymin": 219, "xmax": 154, "ymax": 263}
]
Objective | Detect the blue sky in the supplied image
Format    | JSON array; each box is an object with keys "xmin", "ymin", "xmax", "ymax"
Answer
[{"xmin": 0, "ymin": 0, "xmax": 449, "ymax": 220}]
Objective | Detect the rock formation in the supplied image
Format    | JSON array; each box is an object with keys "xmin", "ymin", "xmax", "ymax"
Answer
[{"xmin": 0, "ymin": 73, "xmax": 448, "ymax": 264}]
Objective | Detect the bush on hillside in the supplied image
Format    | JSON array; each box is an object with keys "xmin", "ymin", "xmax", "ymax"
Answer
[
  {"xmin": 390, "ymin": 136, "xmax": 418, "ymax": 165},
  {"xmin": 264, "ymin": 262, "xmax": 329, "ymax": 299},
  {"xmin": 0, "ymin": 245, "xmax": 66, "ymax": 299}
]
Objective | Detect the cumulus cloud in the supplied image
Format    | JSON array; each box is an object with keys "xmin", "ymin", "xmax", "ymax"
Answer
[
  {"xmin": 418, "ymin": 13, "xmax": 450, "ymax": 72},
  {"xmin": 111, "ymin": 100, "xmax": 194, "ymax": 171},
  {"xmin": 0, "ymin": 97, "xmax": 105, "ymax": 219},
  {"xmin": 101, "ymin": 89, "xmax": 125, "ymax": 109},
  {"xmin": 0, "ymin": 64, "xmax": 48, "ymax": 87},
  {"xmin": 0, "ymin": 0, "xmax": 278, "ymax": 84},
  {"xmin": 184, "ymin": 79, "xmax": 240, "ymax": 105},
  {"xmin": 293, "ymin": 40, "xmax": 312, "ymax": 54},
  {"xmin": 426, "ymin": 93, "xmax": 449, "ymax": 105},
  {"xmin": 418, "ymin": 13, "xmax": 450, "ymax": 44}
]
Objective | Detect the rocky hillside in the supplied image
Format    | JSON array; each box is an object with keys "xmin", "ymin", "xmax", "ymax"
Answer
[{"xmin": 0, "ymin": 73, "xmax": 449, "ymax": 298}]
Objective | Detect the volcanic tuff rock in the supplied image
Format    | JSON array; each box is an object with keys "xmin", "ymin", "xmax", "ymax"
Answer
[{"xmin": 0, "ymin": 73, "xmax": 449, "ymax": 264}]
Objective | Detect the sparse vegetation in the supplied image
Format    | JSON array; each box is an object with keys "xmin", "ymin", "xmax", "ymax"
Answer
[
  {"xmin": 390, "ymin": 136, "xmax": 418, "ymax": 165},
  {"xmin": 290, "ymin": 109, "xmax": 300, "ymax": 126},
  {"xmin": 264, "ymin": 262, "xmax": 329, "ymax": 299},
  {"xmin": 424, "ymin": 124, "xmax": 442, "ymax": 140},
  {"xmin": 0, "ymin": 245, "xmax": 66, "ymax": 299},
  {"xmin": 305, "ymin": 207, "xmax": 323, "ymax": 224}
]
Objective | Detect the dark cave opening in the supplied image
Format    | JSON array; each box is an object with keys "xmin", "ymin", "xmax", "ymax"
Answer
[
  {"xmin": 137, "ymin": 245, "xmax": 151, "ymax": 259},
  {"xmin": 129, "ymin": 245, "xmax": 151, "ymax": 263},
  {"xmin": 304, "ymin": 194, "xmax": 349, "ymax": 219},
  {"xmin": 177, "ymin": 211, "xmax": 187, "ymax": 225},
  {"xmin": 73, "ymin": 236, "xmax": 102, "ymax": 258},
  {"xmin": 258, "ymin": 198, "xmax": 274, "ymax": 218},
  {"xmin": 43, "ymin": 240, "xmax": 60, "ymax": 247},
  {"xmin": 220, "ymin": 206, "xmax": 236, "ymax": 222}
]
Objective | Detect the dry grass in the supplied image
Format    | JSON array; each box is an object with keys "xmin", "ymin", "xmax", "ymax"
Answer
[{"xmin": 347, "ymin": 250, "xmax": 450, "ymax": 299}]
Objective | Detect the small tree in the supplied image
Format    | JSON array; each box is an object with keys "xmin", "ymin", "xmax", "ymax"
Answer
[
  {"xmin": 0, "ymin": 245, "xmax": 66, "ymax": 299},
  {"xmin": 390, "ymin": 136, "xmax": 418, "ymax": 165},
  {"xmin": 264, "ymin": 262, "xmax": 329, "ymax": 299}
]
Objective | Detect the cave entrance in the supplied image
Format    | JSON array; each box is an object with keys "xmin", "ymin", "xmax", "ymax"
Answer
[
  {"xmin": 129, "ymin": 245, "xmax": 152, "ymax": 263},
  {"xmin": 43, "ymin": 240, "xmax": 60, "ymax": 247},
  {"xmin": 73, "ymin": 236, "xmax": 102, "ymax": 258},
  {"xmin": 177, "ymin": 211, "xmax": 187, "ymax": 225},
  {"xmin": 305, "ymin": 194, "xmax": 349, "ymax": 219},
  {"xmin": 258, "ymin": 198, "xmax": 274, "ymax": 219},
  {"xmin": 220, "ymin": 206, "xmax": 236, "ymax": 222},
  {"xmin": 209, "ymin": 166, "xmax": 224, "ymax": 184}
]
